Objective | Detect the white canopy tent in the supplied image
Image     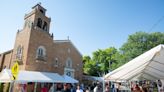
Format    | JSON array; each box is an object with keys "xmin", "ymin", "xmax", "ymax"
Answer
[
  {"xmin": 0, "ymin": 69, "xmax": 76, "ymax": 83},
  {"xmin": 0, "ymin": 69, "xmax": 12, "ymax": 82},
  {"xmin": 17, "ymin": 70, "xmax": 65, "ymax": 83},
  {"xmin": 83, "ymin": 75, "xmax": 104, "ymax": 82},
  {"xmin": 62, "ymin": 75, "xmax": 79, "ymax": 83},
  {"xmin": 104, "ymin": 44, "xmax": 164, "ymax": 81}
]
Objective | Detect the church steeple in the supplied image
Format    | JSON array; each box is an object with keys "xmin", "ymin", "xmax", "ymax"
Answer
[{"xmin": 24, "ymin": 3, "xmax": 51, "ymax": 33}]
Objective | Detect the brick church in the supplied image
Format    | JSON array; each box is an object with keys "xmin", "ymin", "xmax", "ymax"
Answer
[{"xmin": 0, "ymin": 4, "xmax": 83, "ymax": 81}]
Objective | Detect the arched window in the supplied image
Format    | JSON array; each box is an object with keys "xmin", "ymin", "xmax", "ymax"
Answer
[
  {"xmin": 37, "ymin": 18, "xmax": 42, "ymax": 28},
  {"xmin": 38, "ymin": 48, "xmax": 43, "ymax": 56},
  {"xmin": 16, "ymin": 45, "xmax": 23, "ymax": 60},
  {"xmin": 36, "ymin": 46, "xmax": 46, "ymax": 60},
  {"xmin": 66, "ymin": 58, "xmax": 72, "ymax": 68},
  {"xmin": 43, "ymin": 21, "xmax": 48, "ymax": 31}
]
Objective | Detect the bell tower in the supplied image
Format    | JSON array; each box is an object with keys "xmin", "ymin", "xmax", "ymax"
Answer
[
  {"xmin": 24, "ymin": 3, "xmax": 51, "ymax": 33},
  {"xmin": 12, "ymin": 3, "xmax": 54, "ymax": 71}
]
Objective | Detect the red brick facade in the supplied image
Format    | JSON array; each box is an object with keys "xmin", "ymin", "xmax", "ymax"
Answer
[{"xmin": 0, "ymin": 4, "xmax": 83, "ymax": 81}]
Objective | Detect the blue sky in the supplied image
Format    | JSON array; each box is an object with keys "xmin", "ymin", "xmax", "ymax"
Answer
[{"xmin": 0, "ymin": 0, "xmax": 164, "ymax": 56}]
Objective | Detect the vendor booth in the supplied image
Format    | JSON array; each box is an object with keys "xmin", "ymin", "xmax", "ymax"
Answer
[
  {"xmin": 0, "ymin": 69, "xmax": 79, "ymax": 92},
  {"xmin": 105, "ymin": 44, "xmax": 164, "ymax": 81},
  {"xmin": 104, "ymin": 44, "xmax": 164, "ymax": 92},
  {"xmin": 0, "ymin": 69, "xmax": 79, "ymax": 83}
]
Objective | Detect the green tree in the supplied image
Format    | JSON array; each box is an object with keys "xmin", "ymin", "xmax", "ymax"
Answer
[
  {"xmin": 83, "ymin": 55, "xmax": 99, "ymax": 76},
  {"xmin": 120, "ymin": 31, "xmax": 164, "ymax": 63},
  {"xmin": 83, "ymin": 56, "xmax": 91, "ymax": 64},
  {"xmin": 83, "ymin": 31, "xmax": 164, "ymax": 76},
  {"xmin": 83, "ymin": 47, "xmax": 119, "ymax": 76}
]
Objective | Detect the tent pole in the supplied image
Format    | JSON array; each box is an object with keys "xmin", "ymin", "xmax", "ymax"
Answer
[
  {"xmin": 53, "ymin": 83, "xmax": 54, "ymax": 91},
  {"xmin": 128, "ymin": 80, "xmax": 131, "ymax": 91},
  {"xmin": 9, "ymin": 82, "xmax": 12, "ymax": 92},
  {"xmin": 103, "ymin": 73, "xmax": 105, "ymax": 92},
  {"xmin": 103, "ymin": 79, "xmax": 105, "ymax": 92},
  {"xmin": 34, "ymin": 82, "xmax": 37, "ymax": 92},
  {"xmin": 9, "ymin": 81, "xmax": 14, "ymax": 92}
]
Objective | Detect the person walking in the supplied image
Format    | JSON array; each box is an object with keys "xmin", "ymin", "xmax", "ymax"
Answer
[{"xmin": 76, "ymin": 85, "xmax": 83, "ymax": 92}]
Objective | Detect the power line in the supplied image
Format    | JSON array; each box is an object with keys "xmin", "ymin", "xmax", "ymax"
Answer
[{"xmin": 148, "ymin": 16, "xmax": 164, "ymax": 32}]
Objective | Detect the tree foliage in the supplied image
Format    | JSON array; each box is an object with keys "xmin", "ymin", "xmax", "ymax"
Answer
[
  {"xmin": 120, "ymin": 32, "xmax": 164, "ymax": 63},
  {"xmin": 83, "ymin": 32, "xmax": 164, "ymax": 76},
  {"xmin": 83, "ymin": 47, "xmax": 119, "ymax": 76}
]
